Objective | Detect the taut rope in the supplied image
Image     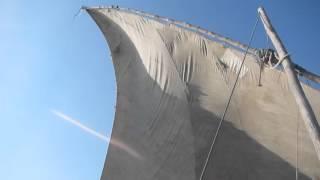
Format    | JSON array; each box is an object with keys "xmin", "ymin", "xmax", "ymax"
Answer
[{"xmin": 199, "ymin": 15, "xmax": 259, "ymax": 180}]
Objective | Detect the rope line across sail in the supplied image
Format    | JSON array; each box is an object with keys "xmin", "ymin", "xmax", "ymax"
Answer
[{"xmin": 199, "ymin": 15, "xmax": 260, "ymax": 180}]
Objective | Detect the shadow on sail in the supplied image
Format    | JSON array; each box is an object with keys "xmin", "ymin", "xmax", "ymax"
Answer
[{"xmin": 86, "ymin": 7, "xmax": 319, "ymax": 180}]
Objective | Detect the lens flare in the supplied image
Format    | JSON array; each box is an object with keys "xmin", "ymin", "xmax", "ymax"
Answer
[{"xmin": 51, "ymin": 109, "xmax": 142, "ymax": 159}]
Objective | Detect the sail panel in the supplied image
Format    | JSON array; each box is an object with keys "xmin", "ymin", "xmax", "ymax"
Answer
[{"xmin": 87, "ymin": 8, "xmax": 320, "ymax": 180}]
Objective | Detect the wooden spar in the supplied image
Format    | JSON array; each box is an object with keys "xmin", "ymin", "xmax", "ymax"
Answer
[
  {"xmin": 85, "ymin": 6, "xmax": 320, "ymax": 84},
  {"xmin": 258, "ymin": 7, "xmax": 320, "ymax": 161}
]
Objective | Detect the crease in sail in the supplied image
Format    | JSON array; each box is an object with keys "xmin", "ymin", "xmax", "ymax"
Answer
[
  {"xmin": 89, "ymin": 8, "xmax": 196, "ymax": 180},
  {"xmin": 87, "ymin": 7, "xmax": 320, "ymax": 180}
]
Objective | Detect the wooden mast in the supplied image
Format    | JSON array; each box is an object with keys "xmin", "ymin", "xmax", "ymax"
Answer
[{"xmin": 258, "ymin": 7, "xmax": 320, "ymax": 161}]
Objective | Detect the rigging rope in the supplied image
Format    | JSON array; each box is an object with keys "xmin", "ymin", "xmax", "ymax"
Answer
[
  {"xmin": 258, "ymin": 31, "xmax": 272, "ymax": 86},
  {"xmin": 270, "ymin": 53, "xmax": 290, "ymax": 69},
  {"xmin": 73, "ymin": 6, "xmax": 85, "ymax": 22},
  {"xmin": 199, "ymin": 15, "xmax": 259, "ymax": 180},
  {"xmin": 296, "ymin": 110, "xmax": 300, "ymax": 180}
]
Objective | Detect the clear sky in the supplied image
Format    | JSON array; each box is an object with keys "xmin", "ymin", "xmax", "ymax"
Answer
[{"xmin": 1, "ymin": 0, "xmax": 319, "ymax": 179}]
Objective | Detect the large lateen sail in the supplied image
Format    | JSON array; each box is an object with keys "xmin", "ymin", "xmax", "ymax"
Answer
[{"xmin": 86, "ymin": 7, "xmax": 320, "ymax": 180}]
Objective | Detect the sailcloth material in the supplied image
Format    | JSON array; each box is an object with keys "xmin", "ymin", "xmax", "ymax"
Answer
[{"xmin": 87, "ymin": 8, "xmax": 320, "ymax": 180}]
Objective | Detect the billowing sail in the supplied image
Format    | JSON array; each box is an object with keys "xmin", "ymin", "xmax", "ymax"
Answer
[{"xmin": 86, "ymin": 7, "xmax": 320, "ymax": 180}]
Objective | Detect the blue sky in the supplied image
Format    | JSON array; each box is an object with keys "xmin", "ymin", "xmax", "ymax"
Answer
[{"xmin": 1, "ymin": 0, "xmax": 319, "ymax": 179}]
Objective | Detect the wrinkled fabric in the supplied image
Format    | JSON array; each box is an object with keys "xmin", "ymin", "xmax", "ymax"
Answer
[{"xmin": 87, "ymin": 8, "xmax": 320, "ymax": 180}]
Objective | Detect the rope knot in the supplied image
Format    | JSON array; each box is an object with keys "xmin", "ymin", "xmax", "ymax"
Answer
[{"xmin": 256, "ymin": 48, "xmax": 289, "ymax": 69}]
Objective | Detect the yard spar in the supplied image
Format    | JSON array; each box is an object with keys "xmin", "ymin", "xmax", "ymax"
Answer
[{"xmin": 85, "ymin": 6, "xmax": 320, "ymax": 180}]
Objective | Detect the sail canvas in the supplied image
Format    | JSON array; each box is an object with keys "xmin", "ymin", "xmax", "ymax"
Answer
[{"xmin": 86, "ymin": 7, "xmax": 320, "ymax": 180}]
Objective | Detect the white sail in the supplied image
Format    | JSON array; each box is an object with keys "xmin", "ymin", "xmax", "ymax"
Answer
[{"xmin": 87, "ymin": 7, "xmax": 320, "ymax": 180}]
